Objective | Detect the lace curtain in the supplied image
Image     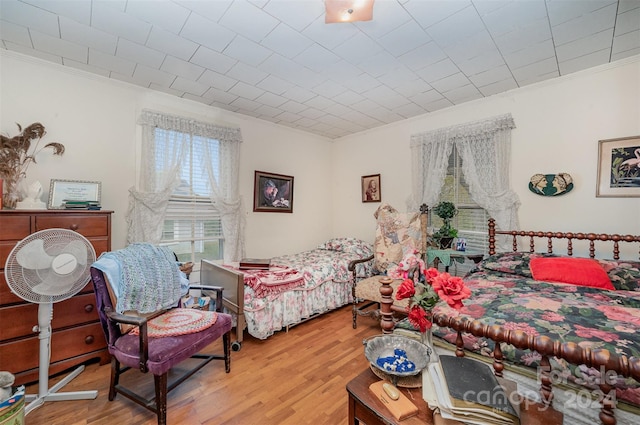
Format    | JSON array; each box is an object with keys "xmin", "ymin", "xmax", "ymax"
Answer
[
  {"xmin": 127, "ymin": 110, "xmax": 245, "ymax": 262},
  {"xmin": 410, "ymin": 114, "xmax": 520, "ymax": 248}
]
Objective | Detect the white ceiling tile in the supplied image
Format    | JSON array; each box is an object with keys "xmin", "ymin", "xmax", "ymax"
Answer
[
  {"xmin": 228, "ymin": 80, "xmax": 265, "ymax": 100},
  {"xmin": 612, "ymin": 29, "xmax": 640, "ymax": 57},
  {"xmin": 377, "ymin": 67, "xmax": 423, "ymax": 90},
  {"xmin": 394, "ymin": 102, "xmax": 428, "ymax": 119},
  {"xmin": 305, "ymin": 95, "xmax": 336, "ymax": 110},
  {"xmin": 30, "ymin": 30, "xmax": 86, "ymax": 62},
  {"xmin": 116, "ymin": 38, "xmax": 164, "ymax": 68},
  {"xmin": 341, "ymin": 72, "xmax": 380, "ymax": 94},
  {"xmin": 409, "ymin": 90, "xmax": 447, "ymax": 109},
  {"xmin": 190, "ymin": 46, "xmax": 236, "ymax": 74},
  {"xmin": 357, "ymin": 51, "xmax": 400, "ymax": 78},
  {"xmin": 479, "ymin": 0, "xmax": 548, "ymax": 37},
  {"xmin": 493, "ymin": 19, "xmax": 551, "ymax": 54},
  {"xmin": 60, "ymin": 17, "xmax": 117, "ymax": 55},
  {"xmin": 356, "ymin": 0, "xmax": 413, "ymax": 38},
  {"xmin": 125, "ymin": 0, "xmax": 190, "ymax": 34},
  {"xmin": 299, "ymin": 107, "xmax": 326, "ymax": 120},
  {"xmin": 91, "ymin": 1, "xmax": 151, "ymax": 44},
  {"xmin": 431, "ymin": 72, "xmax": 472, "ymax": 93},
  {"xmin": 0, "ymin": 20, "xmax": 32, "ymax": 47},
  {"xmin": 0, "ymin": 0, "xmax": 60, "ymax": 37},
  {"xmin": 180, "ymin": 13, "xmax": 235, "ymax": 52},
  {"xmin": 556, "ymin": 29, "xmax": 614, "ymax": 62},
  {"xmin": 24, "ymin": 0, "xmax": 92, "ymax": 25},
  {"xmin": 502, "ymin": 39, "xmax": 556, "ymax": 69},
  {"xmin": 147, "ymin": 27, "xmax": 199, "ymax": 61},
  {"xmin": 256, "ymin": 74, "xmax": 293, "ymax": 95},
  {"xmin": 332, "ymin": 31, "xmax": 383, "ymax": 63},
  {"xmin": 255, "ymin": 91, "xmax": 287, "ymax": 107},
  {"xmin": 362, "ymin": 84, "xmax": 409, "ymax": 109},
  {"xmin": 132, "ymin": 63, "xmax": 176, "ymax": 87},
  {"xmin": 218, "ymin": 0, "xmax": 278, "ymax": 43},
  {"xmin": 394, "ymin": 77, "xmax": 433, "ymax": 97},
  {"xmin": 203, "ymin": 86, "xmax": 239, "ymax": 104},
  {"xmin": 312, "ymin": 79, "xmax": 350, "ymax": 98},
  {"xmin": 558, "ymin": 48, "xmax": 611, "ymax": 74},
  {"xmin": 280, "ymin": 100, "xmax": 307, "ymax": 114},
  {"xmin": 511, "ymin": 57, "xmax": 559, "ymax": 83},
  {"xmin": 416, "ymin": 58, "xmax": 460, "ymax": 83},
  {"xmin": 223, "ymin": 36, "xmax": 273, "ymax": 66},
  {"xmin": 551, "ymin": 3, "xmax": 618, "ymax": 46},
  {"xmin": 302, "ymin": 15, "xmax": 359, "ymax": 51},
  {"xmin": 62, "ymin": 57, "xmax": 110, "ymax": 77},
  {"xmin": 262, "ymin": 0, "xmax": 323, "ymax": 32},
  {"xmin": 404, "ymin": 0, "xmax": 471, "ymax": 29},
  {"xmin": 89, "ymin": 48, "xmax": 136, "ymax": 75},
  {"xmin": 615, "ymin": 5, "xmax": 640, "ymax": 35},
  {"xmin": 255, "ymin": 103, "xmax": 283, "ymax": 117},
  {"xmin": 426, "ymin": 6, "xmax": 486, "ymax": 47},
  {"xmin": 170, "ymin": 76, "xmax": 208, "ymax": 96},
  {"xmin": 181, "ymin": 93, "xmax": 210, "ymax": 105},
  {"xmin": 161, "ymin": 55, "xmax": 205, "ymax": 80},
  {"xmin": 149, "ymin": 82, "xmax": 185, "ymax": 97},
  {"xmin": 445, "ymin": 84, "xmax": 484, "ymax": 105},
  {"xmin": 398, "ymin": 41, "xmax": 448, "ymax": 70},
  {"xmin": 281, "ymin": 86, "xmax": 317, "ymax": 103},
  {"xmin": 547, "ymin": 0, "xmax": 617, "ymax": 26},
  {"xmin": 230, "ymin": 96, "xmax": 262, "ymax": 111},
  {"xmin": 259, "ymin": 53, "xmax": 324, "ymax": 87},
  {"xmin": 3, "ymin": 40, "xmax": 62, "ymax": 63},
  {"xmin": 477, "ymin": 77, "xmax": 518, "ymax": 97},
  {"xmin": 377, "ymin": 20, "xmax": 431, "ymax": 57},
  {"xmin": 175, "ymin": 0, "xmax": 232, "ymax": 22},
  {"xmin": 468, "ymin": 64, "xmax": 513, "ymax": 87},
  {"xmin": 226, "ymin": 61, "xmax": 268, "ymax": 85},
  {"xmin": 423, "ymin": 97, "xmax": 454, "ymax": 113},
  {"xmin": 262, "ymin": 23, "xmax": 314, "ymax": 59},
  {"xmin": 198, "ymin": 69, "xmax": 237, "ymax": 91},
  {"xmin": 276, "ymin": 111, "xmax": 303, "ymax": 124},
  {"xmin": 331, "ymin": 89, "xmax": 366, "ymax": 106},
  {"xmin": 294, "ymin": 44, "xmax": 342, "ymax": 73}
]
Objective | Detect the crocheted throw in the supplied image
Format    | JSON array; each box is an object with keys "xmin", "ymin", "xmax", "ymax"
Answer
[
  {"xmin": 111, "ymin": 243, "xmax": 183, "ymax": 314},
  {"xmin": 130, "ymin": 308, "xmax": 218, "ymax": 337}
]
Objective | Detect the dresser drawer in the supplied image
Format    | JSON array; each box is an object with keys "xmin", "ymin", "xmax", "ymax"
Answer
[
  {"xmin": 0, "ymin": 215, "xmax": 31, "ymax": 240},
  {"xmin": 0, "ymin": 293, "xmax": 100, "ymax": 341},
  {"xmin": 0, "ymin": 273, "xmax": 23, "ymax": 306},
  {"xmin": 0, "ymin": 322, "xmax": 106, "ymax": 374},
  {"xmin": 35, "ymin": 215, "xmax": 109, "ymax": 237}
]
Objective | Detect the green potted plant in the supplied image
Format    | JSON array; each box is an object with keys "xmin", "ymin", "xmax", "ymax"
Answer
[{"xmin": 432, "ymin": 201, "xmax": 458, "ymax": 249}]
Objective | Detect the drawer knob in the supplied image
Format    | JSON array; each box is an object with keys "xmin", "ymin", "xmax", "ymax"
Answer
[
  {"xmin": 85, "ymin": 335, "xmax": 94, "ymax": 344},
  {"xmin": 84, "ymin": 304, "xmax": 94, "ymax": 313},
  {"xmin": 70, "ymin": 224, "xmax": 79, "ymax": 231}
]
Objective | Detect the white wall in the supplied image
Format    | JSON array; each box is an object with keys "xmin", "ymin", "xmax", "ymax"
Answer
[
  {"xmin": 0, "ymin": 51, "xmax": 332, "ymax": 256},
  {"xmin": 331, "ymin": 56, "xmax": 640, "ymax": 256}
]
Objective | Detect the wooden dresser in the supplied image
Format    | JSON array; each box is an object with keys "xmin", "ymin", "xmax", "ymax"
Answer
[{"xmin": 0, "ymin": 209, "xmax": 113, "ymax": 385}]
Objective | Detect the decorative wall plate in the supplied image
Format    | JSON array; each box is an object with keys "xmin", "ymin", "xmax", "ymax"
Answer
[{"xmin": 529, "ymin": 173, "xmax": 573, "ymax": 196}]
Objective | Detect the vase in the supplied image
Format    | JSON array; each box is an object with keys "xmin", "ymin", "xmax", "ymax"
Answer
[
  {"xmin": 421, "ymin": 327, "xmax": 439, "ymax": 409},
  {"xmin": 0, "ymin": 174, "xmax": 24, "ymax": 210}
]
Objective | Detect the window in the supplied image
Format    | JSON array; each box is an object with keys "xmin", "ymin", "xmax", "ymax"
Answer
[
  {"xmin": 430, "ymin": 145, "xmax": 489, "ymax": 276},
  {"xmin": 156, "ymin": 128, "xmax": 224, "ymax": 266}
]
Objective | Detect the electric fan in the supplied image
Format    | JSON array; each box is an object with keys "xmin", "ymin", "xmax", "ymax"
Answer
[{"xmin": 4, "ymin": 228, "xmax": 98, "ymax": 415}]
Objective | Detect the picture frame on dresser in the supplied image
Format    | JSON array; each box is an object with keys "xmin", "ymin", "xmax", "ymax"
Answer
[{"xmin": 48, "ymin": 179, "xmax": 101, "ymax": 209}]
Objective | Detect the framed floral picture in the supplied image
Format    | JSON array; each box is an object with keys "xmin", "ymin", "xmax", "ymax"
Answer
[
  {"xmin": 362, "ymin": 174, "xmax": 381, "ymax": 203},
  {"xmin": 596, "ymin": 136, "xmax": 640, "ymax": 197},
  {"xmin": 253, "ymin": 171, "xmax": 294, "ymax": 213}
]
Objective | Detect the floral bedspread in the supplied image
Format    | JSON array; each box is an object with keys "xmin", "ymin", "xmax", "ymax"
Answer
[
  {"xmin": 242, "ymin": 238, "xmax": 373, "ymax": 340},
  {"xmin": 431, "ymin": 252, "xmax": 640, "ymax": 407}
]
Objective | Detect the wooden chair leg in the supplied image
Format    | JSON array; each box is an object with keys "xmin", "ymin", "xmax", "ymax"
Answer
[
  {"xmin": 224, "ymin": 332, "xmax": 231, "ymax": 373},
  {"xmin": 109, "ymin": 357, "xmax": 119, "ymax": 401},
  {"xmin": 154, "ymin": 373, "xmax": 168, "ymax": 425}
]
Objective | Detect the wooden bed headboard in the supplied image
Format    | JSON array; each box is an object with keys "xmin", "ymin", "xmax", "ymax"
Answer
[{"xmin": 487, "ymin": 218, "xmax": 640, "ymax": 260}]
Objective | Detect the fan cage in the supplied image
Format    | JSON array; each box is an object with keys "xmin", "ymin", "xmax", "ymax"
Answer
[{"xmin": 5, "ymin": 228, "xmax": 97, "ymax": 304}]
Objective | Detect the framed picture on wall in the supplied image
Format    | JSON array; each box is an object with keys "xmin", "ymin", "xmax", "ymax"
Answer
[
  {"xmin": 361, "ymin": 174, "xmax": 381, "ymax": 203},
  {"xmin": 596, "ymin": 136, "xmax": 640, "ymax": 197},
  {"xmin": 253, "ymin": 171, "xmax": 294, "ymax": 213}
]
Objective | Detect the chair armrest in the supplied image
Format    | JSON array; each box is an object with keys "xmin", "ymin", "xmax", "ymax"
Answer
[
  {"xmin": 189, "ymin": 284, "xmax": 225, "ymax": 313},
  {"xmin": 349, "ymin": 255, "xmax": 374, "ymax": 284},
  {"xmin": 105, "ymin": 306, "xmax": 151, "ymax": 372}
]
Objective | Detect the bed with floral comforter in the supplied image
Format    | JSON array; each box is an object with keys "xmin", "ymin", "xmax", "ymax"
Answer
[
  {"xmin": 431, "ymin": 251, "xmax": 640, "ymax": 411},
  {"xmin": 231, "ymin": 238, "xmax": 373, "ymax": 340}
]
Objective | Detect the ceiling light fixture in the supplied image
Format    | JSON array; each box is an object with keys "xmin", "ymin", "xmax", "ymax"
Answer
[{"xmin": 325, "ymin": 0, "xmax": 374, "ymax": 24}]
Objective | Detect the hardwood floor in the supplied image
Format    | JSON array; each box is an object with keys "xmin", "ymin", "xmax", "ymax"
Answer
[{"xmin": 24, "ymin": 305, "xmax": 382, "ymax": 425}]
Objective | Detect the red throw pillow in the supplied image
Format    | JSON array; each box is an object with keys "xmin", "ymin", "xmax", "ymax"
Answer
[{"xmin": 529, "ymin": 257, "xmax": 614, "ymax": 290}]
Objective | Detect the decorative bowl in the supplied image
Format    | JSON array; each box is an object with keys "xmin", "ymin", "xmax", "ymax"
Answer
[{"xmin": 364, "ymin": 334, "xmax": 431, "ymax": 384}]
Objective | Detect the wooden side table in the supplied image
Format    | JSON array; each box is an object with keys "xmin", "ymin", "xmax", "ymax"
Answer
[{"xmin": 346, "ymin": 368, "xmax": 433, "ymax": 425}]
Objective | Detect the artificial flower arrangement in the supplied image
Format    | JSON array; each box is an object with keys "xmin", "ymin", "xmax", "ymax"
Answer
[{"xmin": 390, "ymin": 251, "xmax": 471, "ymax": 332}]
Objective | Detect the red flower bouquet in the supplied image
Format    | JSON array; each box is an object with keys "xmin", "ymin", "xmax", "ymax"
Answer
[{"xmin": 394, "ymin": 253, "xmax": 471, "ymax": 332}]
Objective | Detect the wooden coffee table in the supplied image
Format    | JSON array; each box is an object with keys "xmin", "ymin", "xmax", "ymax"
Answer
[{"xmin": 346, "ymin": 368, "xmax": 433, "ymax": 425}]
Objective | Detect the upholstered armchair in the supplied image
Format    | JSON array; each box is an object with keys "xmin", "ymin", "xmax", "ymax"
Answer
[
  {"xmin": 90, "ymin": 244, "xmax": 232, "ymax": 425},
  {"xmin": 350, "ymin": 204, "xmax": 429, "ymax": 328}
]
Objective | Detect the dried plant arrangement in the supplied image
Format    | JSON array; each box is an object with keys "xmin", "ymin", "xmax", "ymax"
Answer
[{"xmin": 0, "ymin": 122, "xmax": 65, "ymax": 209}]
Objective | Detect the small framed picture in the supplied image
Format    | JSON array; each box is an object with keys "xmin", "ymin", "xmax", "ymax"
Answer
[
  {"xmin": 596, "ymin": 136, "xmax": 640, "ymax": 197},
  {"xmin": 253, "ymin": 171, "xmax": 294, "ymax": 213},
  {"xmin": 361, "ymin": 174, "xmax": 381, "ymax": 203},
  {"xmin": 48, "ymin": 179, "xmax": 101, "ymax": 209}
]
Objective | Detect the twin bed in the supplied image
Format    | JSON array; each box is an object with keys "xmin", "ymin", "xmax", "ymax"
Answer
[
  {"xmin": 379, "ymin": 219, "xmax": 640, "ymax": 425},
  {"xmin": 200, "ymin": 238, "xmax": 373, "ymax": 348}
]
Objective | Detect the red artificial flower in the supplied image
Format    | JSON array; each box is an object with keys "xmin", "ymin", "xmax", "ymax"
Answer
[
  {"xmin": 408, "ymin": 304, "xmax": 432, "ymax": 332},
  {"xmin": 423, "ymin": 267, "xmax": 440, "ymax": 283},
  {"xmin": 395, "ymin": 278, "xmax": 416, "ymax": 300},
  {"xmin": 430, "ymin": 273, "xmax": 471, "ymax": 310}
]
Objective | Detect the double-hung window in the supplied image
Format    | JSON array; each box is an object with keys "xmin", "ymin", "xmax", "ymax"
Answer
[
  {"xmin": 155, "ymin": 129, "xmax": 224, "ymax": 265},
  {"xmin": 430, "ymin": 145, "xmax": 489, "ymax": 275}
]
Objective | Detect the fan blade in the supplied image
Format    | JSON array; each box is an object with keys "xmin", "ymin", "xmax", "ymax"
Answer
[
  {"xmin": 62, "ymin": 240, "xmax": 89, "ymax": 265},
  {"xmin": 16, "ymin": 239, "xmax": 54, "ymax": 269}
]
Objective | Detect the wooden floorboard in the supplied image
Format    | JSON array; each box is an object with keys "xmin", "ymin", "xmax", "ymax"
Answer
[{"xmin": 23, "ymin": 305, "xmax": 382, "ymax": 425}]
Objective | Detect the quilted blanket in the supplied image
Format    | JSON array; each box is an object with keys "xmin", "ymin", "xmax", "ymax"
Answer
[{"xmin": 430, "ymin": 252, "xmax": 640, "ymax": 408}]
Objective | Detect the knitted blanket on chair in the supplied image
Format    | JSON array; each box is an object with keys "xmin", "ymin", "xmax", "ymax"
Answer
[{"xmin": 97, "ymin": 243, "xmax": 183, "ymax": 314}]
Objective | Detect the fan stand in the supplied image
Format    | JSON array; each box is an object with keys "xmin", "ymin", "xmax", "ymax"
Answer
[{"xmin": 24, "ymin": 302, "xmax": 98, "ymax": 415}]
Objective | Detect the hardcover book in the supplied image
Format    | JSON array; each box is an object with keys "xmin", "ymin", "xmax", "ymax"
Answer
[
  {"xmin": 430, "ymin": 356, "xmax": 520, "ymax": 425},
  {"xmin": 239, "ymin": 258, "xmax": 271, "ymax": 270}
]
